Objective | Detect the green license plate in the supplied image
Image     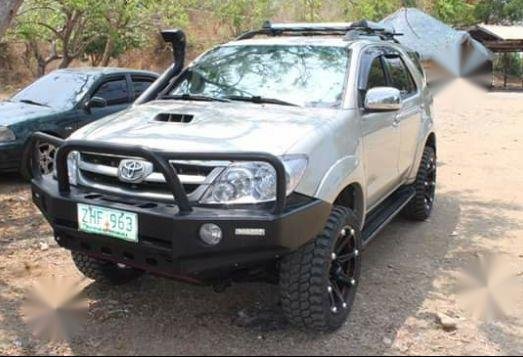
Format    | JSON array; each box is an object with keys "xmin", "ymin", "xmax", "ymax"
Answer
[{"xmin": 77, "ymin": 204, "xmax": 138, "ymax": 242}]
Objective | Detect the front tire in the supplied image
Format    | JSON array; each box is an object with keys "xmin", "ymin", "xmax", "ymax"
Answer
[
  {"xmin": 279, "ymin": 206, "xmax": 362, "ymax": 332},
  {"xmin": 20, "ymin": 140, "xmax": 58, "ymax": 181},
  {"xmin": 71, "ymin": 251, "xmax": 143, "ymax": 285}
]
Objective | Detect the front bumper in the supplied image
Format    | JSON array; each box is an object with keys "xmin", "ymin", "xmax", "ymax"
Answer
[{"xmin": 32, "ymin": 176, "xmax": 331, "ymax": 282}]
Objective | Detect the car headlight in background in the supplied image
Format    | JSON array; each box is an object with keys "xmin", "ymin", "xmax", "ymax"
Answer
[
  {"xmin": 53, "ymin": 151, "xmax": 79, "ymax": 186},
  {"xmin": 0, "ymin": 126, "xmax": 16, "ymax": 142},
  {"xmin": 200, "ymin": 155, "xmax": 308, "ymax": 204}
]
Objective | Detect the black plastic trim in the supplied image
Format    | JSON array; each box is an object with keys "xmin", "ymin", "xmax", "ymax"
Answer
[{"xmin": 31, "ymin": 176, "xmax": 332, "ymax": 281}]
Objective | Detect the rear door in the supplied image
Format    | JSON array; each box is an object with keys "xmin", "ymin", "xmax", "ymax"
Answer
[
  {"xmin": 358, "ymin": 47, "xmax": 401, "ymax": 208},
  {"xmin": 130, "ymin": 75, "xmax": 156, "ymax": 101},
  {"xmin": 382, "ymin": 51, "xmax": 423, "ymax": 177}
]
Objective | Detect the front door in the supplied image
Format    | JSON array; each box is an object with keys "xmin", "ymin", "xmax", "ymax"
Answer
[
  {"xmin": 75, "ymin": 76, "xmax": 132, "ymax": 130},
  {"xmin": 358, "ymin": 49, "xmax": 401, "ymax": 209},
  {"xmin": 382, "ymin": 53, "xmax": 423, "ymax": 177}
]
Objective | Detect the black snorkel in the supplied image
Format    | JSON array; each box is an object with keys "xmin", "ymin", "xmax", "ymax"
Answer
[{"xmin": 134, "ymin": 29, "xmax": 186, "ymax": 105}]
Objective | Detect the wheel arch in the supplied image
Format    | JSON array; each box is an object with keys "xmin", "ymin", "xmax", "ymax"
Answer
[
  {"xmin": 425, "ymin": 132, "xmax": 436, "ymax": 154},
  {"xmin": 333, "ymin": 182, "xmax": 365, "ymax": 227},
  {"xmin": 407, "ymin": 131, "xmax": 437, "ymax": 182}
]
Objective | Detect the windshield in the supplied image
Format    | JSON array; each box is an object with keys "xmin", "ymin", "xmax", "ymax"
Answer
[
  {"xmin": 169, "ymin": 45, "xmax": 349, "ymax": 108},
  {"xmin": 12, "ymin": 71, "xmax": 94, "ymax": 110}
]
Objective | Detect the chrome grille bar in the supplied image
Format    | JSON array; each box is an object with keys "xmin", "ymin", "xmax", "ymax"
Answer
[
  {"xmin": 76, "ymin": 154, "xmax": 225, "ymax": 202},
  {"xmin": 78, "ymin": 160, "xmax": 210, "ymax": 185}
]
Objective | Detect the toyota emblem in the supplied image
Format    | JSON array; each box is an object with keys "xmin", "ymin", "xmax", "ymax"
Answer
[{"xmin": 118, "ymin": 159, "xmax": 154, "ymax": 183}]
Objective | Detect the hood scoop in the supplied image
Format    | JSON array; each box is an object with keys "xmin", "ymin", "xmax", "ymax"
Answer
[{"xmin": 154, "ymin": 113, "xmax": 194, "ymax": 123}]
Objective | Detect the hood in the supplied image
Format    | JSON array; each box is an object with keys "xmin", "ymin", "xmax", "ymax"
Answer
[
  {"xmin": 71, "ymin": 100, "xmax": 336, "ymax": 155},
  {"xmin": 0, "ymin": 101, "xmax": 60, "ymax": 126}
]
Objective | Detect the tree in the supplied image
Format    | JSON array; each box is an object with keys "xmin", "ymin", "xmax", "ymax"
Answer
[
  {"xmin": 14, "ymin": 0, "xmax": 102, "ymax": 76},
  {"xmin": 89, "ymin": 0, "xmax": 156, "ymax": 66},
  {"xmin": 475, "ymin": 0, "xmax": 523, "ymax": 24},
  {"xmin": 211, "ymin": 0, "xmax": 275, "ymax": 37},
  {"xmin": 301, "ymin": 0, "xmax": 323, "ymax": 21},
  {"xmin": 342, "ymin": 0, "xmax": 401, "ymax": 22},
  {"xmin": 0, "ymin": 0, "xmax": 23, "ymax": 40},
  {"xmin": 432, "ymin": 0, "xmax": 476, "ymax": 26}
]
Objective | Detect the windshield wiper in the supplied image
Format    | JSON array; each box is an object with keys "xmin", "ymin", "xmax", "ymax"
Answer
[
  {"xmin": 225, "ymin": 95, "xmax": 299, "ymax": 107},
  {"xmin": 18, "ymin": 99, "xmax": 50, "ymax": 108},
  {"xmin": 161, "ymin": 94, "xmax": 231, "ymax": 103}
]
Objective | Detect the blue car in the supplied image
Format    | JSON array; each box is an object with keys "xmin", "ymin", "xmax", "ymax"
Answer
[{"xmin": 0, "ymin": 68, "xmax": 158, "ymax": 178}]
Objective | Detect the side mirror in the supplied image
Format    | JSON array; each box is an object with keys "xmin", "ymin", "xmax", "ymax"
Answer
[
  {"xmin": 364, "ymin": 87, "xmax": 402, "ymax": 112},
  {"xmin": 84, "ymin": 97, "xmax": 107, "ymax": 113}
]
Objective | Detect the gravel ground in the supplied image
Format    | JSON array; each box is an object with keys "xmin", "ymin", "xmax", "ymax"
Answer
[{"xmin": 0, "ymin": 79, "xmax": 522, "ymax": 355}]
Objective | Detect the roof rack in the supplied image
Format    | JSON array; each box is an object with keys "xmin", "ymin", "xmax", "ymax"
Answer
[
  {"xmin": 236, "ymin": 20, "xmax": 402, "ymax": 43},
  {"xmin": 345, "ymin": 20, "xmax": 403, "ymax": 43}
]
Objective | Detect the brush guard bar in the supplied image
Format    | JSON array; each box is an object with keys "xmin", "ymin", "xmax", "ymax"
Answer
[{"xmin": 29, "ymin": 132, "xmax": 288, "ymax": 214}]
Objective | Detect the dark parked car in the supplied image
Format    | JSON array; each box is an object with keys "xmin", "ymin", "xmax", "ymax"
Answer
[{"xmin": 0, "ymin": 68, "xmax": 158, "ymax": 178}]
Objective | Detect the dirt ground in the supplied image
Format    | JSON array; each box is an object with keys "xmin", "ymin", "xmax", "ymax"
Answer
[{"xmin": 0, "ymin": 79, "xmax": 522, "ymax": 355}]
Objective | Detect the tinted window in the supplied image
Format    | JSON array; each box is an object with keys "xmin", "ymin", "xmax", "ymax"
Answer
[
  {"xmin": 132, "ymin": 77, "xmax": 155, "ymax": 98},
  {"xmin": 384, "ymin": 56, "xmax": 416, "ymax": 97},
  {"xmin": 366, "ymin": 57, "xmax": 388, "ymax": 90},
  {"xmin": 170, "ymin": 45, "xmax": 349, "ymax": 108},
  {"xmin": 94, "ymin": 78, "xmax": 129, "ymax": 105},
  {"xmin": 407, "ymin": 51, "xmax": 425, "ymax": 78}
]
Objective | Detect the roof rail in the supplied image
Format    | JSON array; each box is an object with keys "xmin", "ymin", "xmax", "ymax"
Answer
[{"xmin": 236, "ymin": 20, "xmax": 402, "ymax": 42}]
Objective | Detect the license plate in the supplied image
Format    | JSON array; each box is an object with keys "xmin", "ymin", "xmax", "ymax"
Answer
[{"xmin": 77, "ymin": 204, "xmax": 138, "ymax": 242}]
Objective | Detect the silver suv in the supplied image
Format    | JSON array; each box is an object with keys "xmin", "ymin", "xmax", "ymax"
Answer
[{"xmin": 30, "ymin": 21, "xmax": 436, "ymax": 332}]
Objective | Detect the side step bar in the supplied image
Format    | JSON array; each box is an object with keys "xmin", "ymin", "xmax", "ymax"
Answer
[{"xmin": 361, "ymin": 186, "xmax": 416, "ymax": 248}]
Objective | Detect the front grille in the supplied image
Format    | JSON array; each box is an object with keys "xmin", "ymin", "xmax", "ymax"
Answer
[
  {"xmin": 77, "ymin": 153, "xmax": 225, "ymax": 202},
  {"xmin": 81, "ymin": 171, "xmax": 200, "ymax": 195},
  {"xmin": 81, "ymin": 153, "xmax": 215, "ymax": 177}
]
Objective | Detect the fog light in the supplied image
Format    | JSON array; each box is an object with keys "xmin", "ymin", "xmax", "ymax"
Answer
[{"xmin": 199, "ymin": 223, "xmax": 223, "ymax": 245}]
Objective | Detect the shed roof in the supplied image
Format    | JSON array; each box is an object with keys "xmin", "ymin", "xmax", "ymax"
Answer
[{"xmin": 474, "ymin": 24, "xmax": 523, "ymax": 41}]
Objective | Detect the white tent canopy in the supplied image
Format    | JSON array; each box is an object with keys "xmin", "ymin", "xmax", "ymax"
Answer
[{"xmin": 380, "ymin": 8, "xmax": 492, "ymax": 77}]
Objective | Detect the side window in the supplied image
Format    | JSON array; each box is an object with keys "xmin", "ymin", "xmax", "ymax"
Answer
[
  {"xmin": 358, "ymin": 50, "xmax": 388, "ymax": 107},
  {"xmin": 383, "ymin": 56, "xmax": 417, "ymax": 98},
  {"xmin": 407, "ymin": 51, "xmax": 425, "ymax": 78},
  {"xmin": 131, "ymin": 77, "xmax": 155, "ymax": 99},
  {"xmin": 366, "ymin": 56, "xmax": 388, "ymax": 90},
  {"xmin": 93, "ymin": 78, "xmax": 130, "ymax": 106}
]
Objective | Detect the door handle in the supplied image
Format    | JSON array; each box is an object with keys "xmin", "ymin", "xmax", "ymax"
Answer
[{"xmin": 392, "ymin": 115, "xmax": 400, "ymax": 128}]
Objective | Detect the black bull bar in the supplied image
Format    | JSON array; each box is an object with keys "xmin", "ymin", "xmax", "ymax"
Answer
[{"xmin": 29, "ymin": 132, "xmax": 288, "ymax": 214}]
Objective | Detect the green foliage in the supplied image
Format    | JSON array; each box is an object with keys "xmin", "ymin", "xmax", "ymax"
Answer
[
  {"xmin": 85, "ymin": 0, "xmax": 157, "ymax": 65},
  {"xmin": 433, "ymin": 0, "xmax": 476, "ymax": 26},
  {"xmin": 475, "ymin": 0, "xmax": 523, "ymax": 24},
  {"xmin": 148, "ymin": 0, "xmax": 191, "ymax": 28},
  {"xmin": 495, "ymin": 53, "xmax": 523, "ymax": 77},
  {"xmin": 213, "ymin": 0, "xmax": 276, "ymax": 36},
  {"xmin": 342, "ymin": 0, "xmax": 402, "ymax": 22},
  {"xmin": 300, "ymin": 0, "xmax": 323, "ymax": 21}
]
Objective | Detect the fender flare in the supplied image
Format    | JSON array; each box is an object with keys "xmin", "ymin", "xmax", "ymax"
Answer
[{"xmin": 314, "ymin": 155, "xmax": 366, "ymax": 224}]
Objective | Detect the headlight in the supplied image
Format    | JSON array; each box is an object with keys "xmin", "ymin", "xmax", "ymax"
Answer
[
  {"xmin": 0, "ymin": 126, "xmax": 16, "ymax": 142},
  {"xmin": 200, "ymin": 155, "xmax": 308, "ymax": 204},
  {"xmin": 53, "ymin": 151, "xmax": 79, "ymax": 186}
]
